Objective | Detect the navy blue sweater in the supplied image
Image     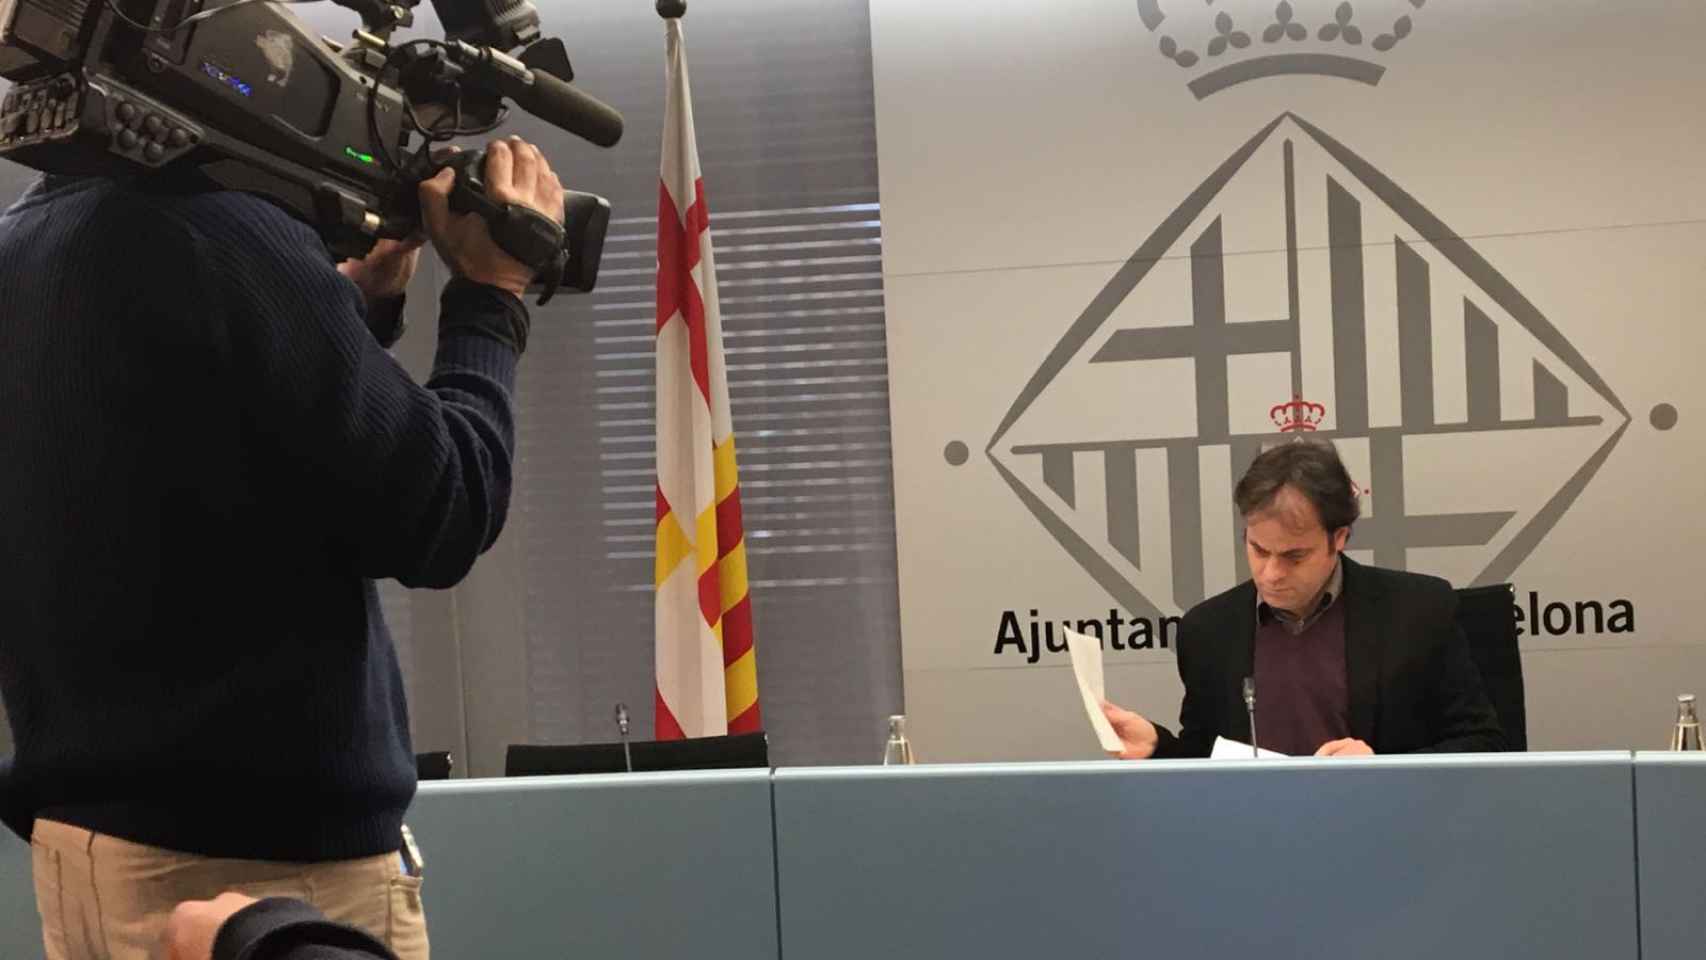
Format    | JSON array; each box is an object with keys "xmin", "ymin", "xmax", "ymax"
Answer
[{"xmin": 0, "ymin": 174, "xmax": 524, "ymax": 861}]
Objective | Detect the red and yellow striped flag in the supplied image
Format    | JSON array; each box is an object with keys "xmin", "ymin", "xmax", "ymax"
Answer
[{"xmin": 653, "ymin": 16, "xmax": 759, "ymax": 740}]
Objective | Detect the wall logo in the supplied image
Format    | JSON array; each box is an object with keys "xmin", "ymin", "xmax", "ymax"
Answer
[
  {"xmin": 1272, "ymin": 395, "xmax": 1326, "ymax": 433},
  {"xmin": 978, "ymin": 10, "xmax": 1635, "ymax": 619},
  {"xmin": 1137, "ymin": 0, "xmax": 1426, "ymax": 99}
]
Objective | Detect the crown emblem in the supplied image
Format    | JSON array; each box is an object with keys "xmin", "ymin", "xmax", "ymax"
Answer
[
  {"xmin": 1137, "ymin": 0, "xmax": 1426, "ymax": 98},
  {"xmin": 1270, "ymin": 395, "xmax": 1327, "ymax": 432}
]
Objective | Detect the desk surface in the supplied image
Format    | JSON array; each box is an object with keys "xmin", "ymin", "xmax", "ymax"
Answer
[
  {"xmin": 409, "ymin": 769, "xmax": 778, "ymax": 960},
  {"xmin": 1, "ymin": 830, "xmax": 32, "ymax": 957},
  {"xmin": 774, "ymin": 753, "xmax": 1639, "ymax": 960},
  {"xmin": 1634, "ymin": 752, "xmax": 1706, "ymax": 960},
  {"xmin": 0, "ymin": 769, "xmax": 780, "ymax": 960},
  {"xmin": 0, "ymin": 754, "xmax": 1678, "ymax": 960}
]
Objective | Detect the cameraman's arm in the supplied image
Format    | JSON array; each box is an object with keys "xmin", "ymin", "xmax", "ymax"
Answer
[
  {"xmin": 186, "ymin": 199, "xmax": 524, "ymax": 588},
  {"xmin": 0, "ymin": 755, "xmax": 30, "ymax": 841},
  {"xmin": 187, "ymin": 138, "xmax": 561, "ymax": 588}
]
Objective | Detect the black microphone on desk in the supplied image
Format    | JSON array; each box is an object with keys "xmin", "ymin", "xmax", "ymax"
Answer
[
  {"xmin": 615, "ymin": 703, "xmax": 633, "ymax": 773},
  {"xmin": 1243, "ymin": 677, "xmax": 1258, "ymax": 758}
]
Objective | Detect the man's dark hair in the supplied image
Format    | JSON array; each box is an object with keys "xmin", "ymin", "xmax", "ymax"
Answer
[{"xmin": 1234, "ymin": 439, "xmax": 1360, "ymax": 533}]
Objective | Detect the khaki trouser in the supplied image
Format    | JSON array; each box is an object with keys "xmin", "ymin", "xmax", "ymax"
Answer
[{"xmin": 30, "ymin": 819, "xmax": 429, "ymax": 960}]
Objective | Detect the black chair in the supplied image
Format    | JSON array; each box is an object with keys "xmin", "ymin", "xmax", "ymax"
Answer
[
  {"xmin": 1453, "ymin": 583, "xmax": 1527, "ymax": 751},
  {"xmin": 505, "ymin": 732, "xmax": 769, "ymax": 777},
  {"xmin": 415, "ymin": 751, "xmax": 454, "ymax": 781}
]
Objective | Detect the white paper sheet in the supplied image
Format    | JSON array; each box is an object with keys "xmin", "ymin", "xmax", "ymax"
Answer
[
  {"xmin": 1210, "ymin": 736, "xmax": 1288, "ymax": 759},
  {"xmin": 1062, "ymin": 627, "xmax": 1123, "ymax": 753}
]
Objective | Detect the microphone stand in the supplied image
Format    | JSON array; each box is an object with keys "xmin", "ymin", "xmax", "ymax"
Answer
[
  {"xmin": 1243, "ymin": 677, "xmax": 1258, "ymax": 758},
  {"xmin": 615, "ymin": 703, "xmax": 633, "ymax": 773}
]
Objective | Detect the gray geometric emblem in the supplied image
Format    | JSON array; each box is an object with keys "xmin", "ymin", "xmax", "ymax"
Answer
[{"xmin": 987, "ymin": 114, "xmax": 1629, "ymax": 618}]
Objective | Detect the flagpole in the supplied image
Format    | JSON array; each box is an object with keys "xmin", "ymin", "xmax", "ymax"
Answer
[{"xmin": 652, "ymin": 0, "xmax": 761, "ymax": 739}]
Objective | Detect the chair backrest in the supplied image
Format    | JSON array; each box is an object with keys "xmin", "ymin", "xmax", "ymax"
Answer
[
  {"xmin": 1453, "ymin": 584, "xmax": 1527, "ymax": 751},
  {"xmin": 415, "ymin": 751, "xmax": 454, "ymax": 781},
  {"xmin": 505, "ymin": 732, "xmax": 770, "ymax": 777}
]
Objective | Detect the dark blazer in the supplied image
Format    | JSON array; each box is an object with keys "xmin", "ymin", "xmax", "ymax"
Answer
[{"xmin": 1153, "ymin": 556, "xmax": 1507, "ymax": 758}]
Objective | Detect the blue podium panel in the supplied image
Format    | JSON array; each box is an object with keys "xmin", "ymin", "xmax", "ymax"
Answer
[
  {"xmin": 408, "ymin": 770, "xmax": 778, "ymax": 960},
  {"xmin": 774, "ymin": 754, "xmax": 1638, "ymax": 960},
  {"xmin": 1634, "ymin": 752, "xmax": 1706, "ymax": 960},
  {"xmin": 1, "ymin": 832, "xmax": 38, "ymax": 960}
]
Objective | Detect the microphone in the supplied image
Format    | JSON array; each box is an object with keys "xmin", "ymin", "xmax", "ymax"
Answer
[
  {"xmin": 448, "ymin": 40, "xmax": 625, "ymax": 148},
  {"xmin": 1242, "ymin": 677, "xmax": 1258, "ymax": 759},
  {"xmin": 500, "ymin": 67, "xmax": 624, "ymax": 147},
  {"xmin": 614, "ymin": 702, "xmax": 633, "ymax": 773}
]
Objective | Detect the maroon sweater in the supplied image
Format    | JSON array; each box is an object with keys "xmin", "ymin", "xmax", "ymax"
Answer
[{"xmin": 1253, "ymin": 600, "xmax": 1351, "ymax": 755}]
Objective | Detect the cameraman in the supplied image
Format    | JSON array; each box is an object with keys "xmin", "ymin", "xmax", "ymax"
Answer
[{"xmin": 0, "ymin": 136, "xmax": 562, "ymax": 960}]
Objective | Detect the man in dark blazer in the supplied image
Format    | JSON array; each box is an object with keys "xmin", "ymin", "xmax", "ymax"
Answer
[{"xmin": 1102, "ymin": 440, "xmax": 1506, "ymax": 758}]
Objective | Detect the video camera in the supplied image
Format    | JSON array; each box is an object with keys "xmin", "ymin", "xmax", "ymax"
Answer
[{"xmin": 0, "ymin": 0, "xmax": 622, "ymax": 299}]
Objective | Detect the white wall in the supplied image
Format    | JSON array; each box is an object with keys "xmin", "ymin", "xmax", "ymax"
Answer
[{"xmin": 874, "ymin": 0, "xmax": 1706, "ymax": 760}]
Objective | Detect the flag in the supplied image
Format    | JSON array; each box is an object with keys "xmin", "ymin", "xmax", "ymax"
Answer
[{"xmin": 653, "ymin": 17, "xmax": 760, "ymax": 740}]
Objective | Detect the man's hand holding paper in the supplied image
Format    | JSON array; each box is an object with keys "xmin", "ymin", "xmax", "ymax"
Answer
[{"xmin": 1062, "ymin": 626, "xmax": 1159, "ymax": 759}]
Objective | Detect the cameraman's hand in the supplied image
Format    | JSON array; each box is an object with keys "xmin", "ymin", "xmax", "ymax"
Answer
[
  {"xmin": 338, "ymin": 235, "xmax": 426, "ymax": 305},
  {"xmin": 420, "ymin": 137, "xmax": 566, "ymax": 297},
  {"xmin": 161, "ymin": 892, "xmax": 257, "ymax": 960}
]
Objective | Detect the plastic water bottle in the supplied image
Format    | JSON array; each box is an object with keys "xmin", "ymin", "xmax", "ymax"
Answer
[
  {"xmin": 1669, "ymin": 695, "xmax": 1702, "ymax": 751},
  {"xmin": 881, "ymin": 714, "xmax": 916, "ymax": 765}
]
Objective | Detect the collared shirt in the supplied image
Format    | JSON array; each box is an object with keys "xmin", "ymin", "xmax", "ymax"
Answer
[{"xmin": 1257, "ymin": 558, "xmax": 1344, "ymax": 636}]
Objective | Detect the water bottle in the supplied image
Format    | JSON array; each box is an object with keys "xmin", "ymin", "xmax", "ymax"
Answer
[
  {"xmin": 881, "ymin": 714, "xmax": 916, "ymax": 765},
  {"xmin": 1669, "ymin": 694, "xmax": 1703, "ymax": 751}
]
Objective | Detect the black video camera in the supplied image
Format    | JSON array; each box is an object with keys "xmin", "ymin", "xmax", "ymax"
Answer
[{"xmin": 0, "ymin": 0, "xmax": 621, "ymax": 299}]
